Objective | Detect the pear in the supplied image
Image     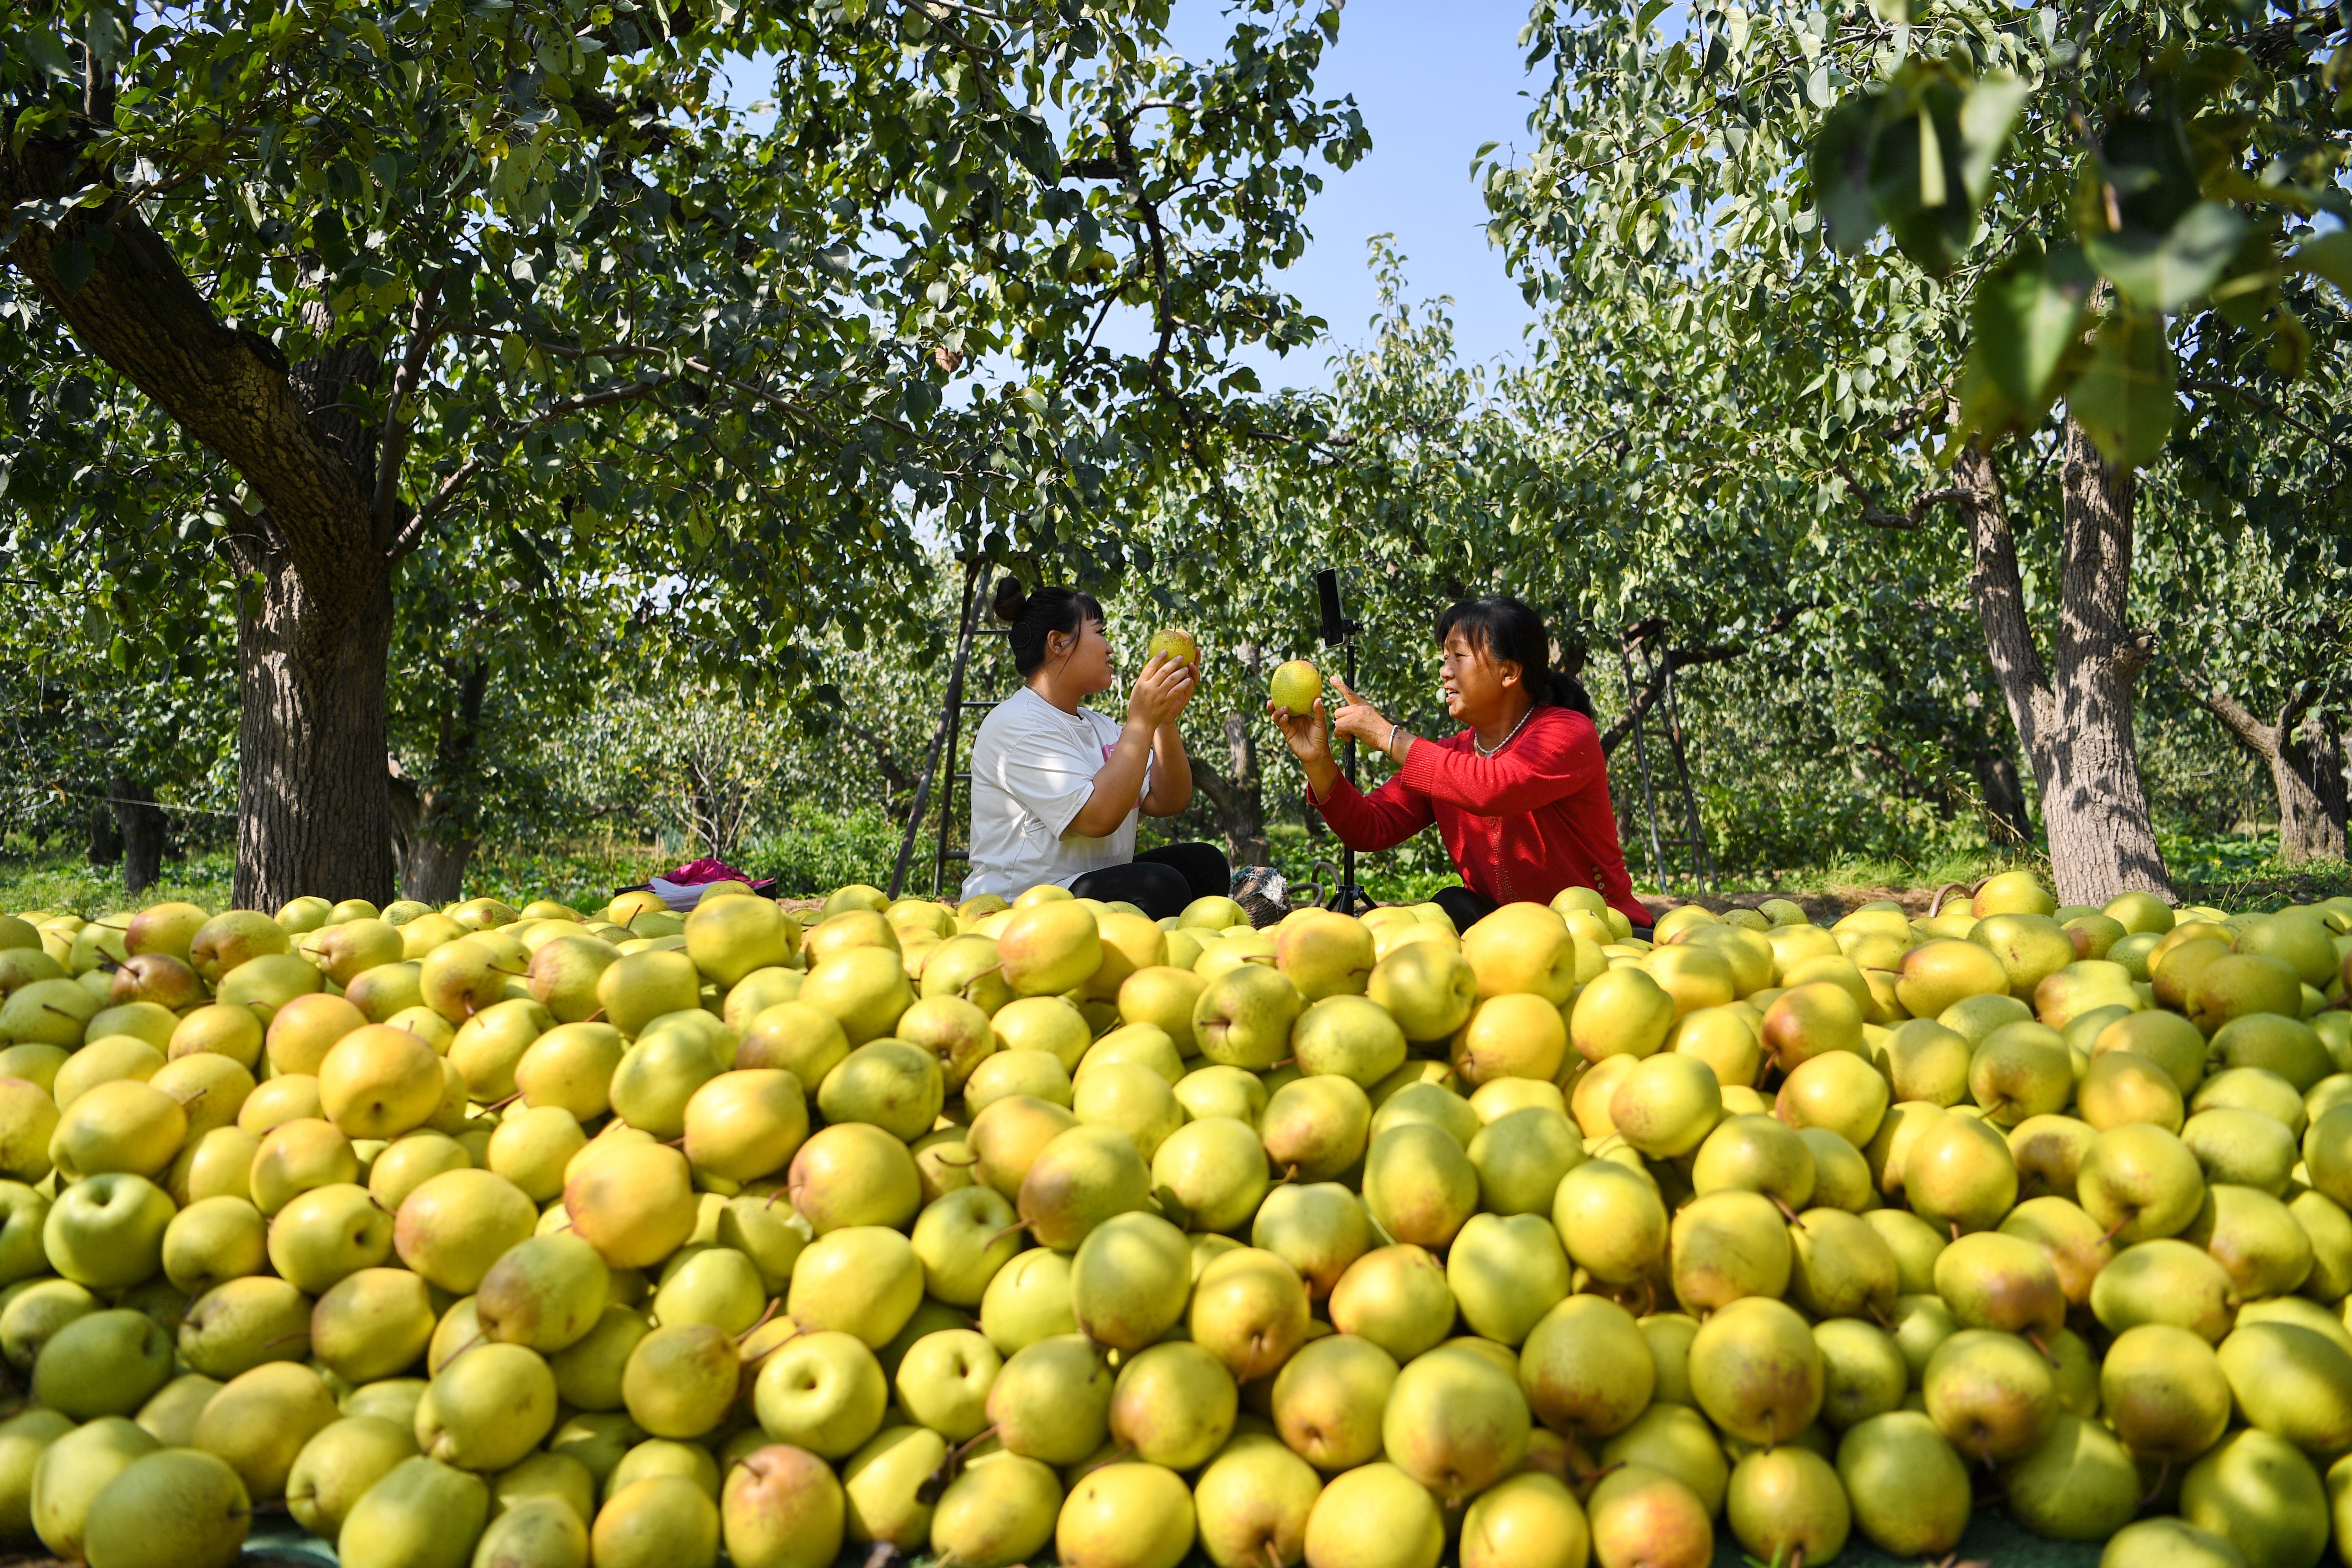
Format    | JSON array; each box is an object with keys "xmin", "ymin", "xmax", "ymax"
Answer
[
  {"xmin": 894, "ymin": 1328, "xmax": 1000, "ymax": 1441},
  {"xmin": 1606, "ymin": 1051, "xmax": 1723, "ymax": 1158},
  {"xmin": 2215, "ymin": 1320, "xmax": 2352, "ymax": 1456},
  {"xmin": 1258, "ymin": 1073, "xmax": 1370, "ymax": 1180},
  {"xmin": 1902, "ymin": 1111, "xmax": 2018, "ymax": 1234},
  {"xmin": 995, "ymin": 900, "xmax": 1100, "ymax": 996},
  {"xmin": 1369, "ymin": 1076, "xmax": 1480, "ymax": 1144},
  {"xmin": 80, "ymin": 1448, "xmax": 251, "ymax": 1568},
  {"xmin": 509, "ymin": 1023, "xmax": 625, "ymax": 1122},
  {"xmin": 1895, "ymin": 936, "xmax": 2012, "ymax": 1018},
  {"xmin": 784, "ymin": 1119, "xmax": 922, "ymax": 1233},
  {"xmin": 1382, "ymin": 1344, "xmax": 1529, "ymax": 1504},
  {"xmin": 341, "ymin": 1455, "xmax": 490, "ymax": 1568},
  {"xmin": 1302, "ymin": 1461, "xmax": 1443, "ymax": 1568},
  {"xmin": 1106, "ymin": 1339, "xmax": 1237, "ymax": 1469},
  {"xmin": 54, "ymin": 1078, "xmax": 187, "ymax": 1177},
  {"xmin": 1018, "ymin": 1124, "xmax": 1149, "ymax": 1251},
  {"xmin": 1328, "ymin": 1243, "xmax": 1455, "ymax": 1363},
  {"xmin": 1459, "ymin": 1471, "xmax": 1587, "ymax": 1568},
  {"xmin": 1464, "ymin": 1106, "xmax": 1583, "ymax": 1216},
  {"xmin": 267, "ymin": 1181, "xmax": 395, "ymax": 1294},
  {"xmin": 286, "ymin": 1415, "xmax": 418, "ymax": 1537},
  {"xmin": 906, "ymin": 1185, "xmax": 1018, "ymax": 1308},
  {"xmin": 1663, "ymin": 1004, "xmax": 1762, "ymax": 1089},
  {"xmin": 751, "ymin": 1330, "xmax": 887, "ymax": 1458},
  {"xmin": 592, "ymin": 1476, "xmax": 719, "ymax": 1568},
  {"xmin": 1251, "ymin": 1180, "xmax": 1372, "ymax": 1300},
  {"xmin": 416, "ymin": 1341, "xmax": 558, "ymax": 1472},
  {"xmin": 1967, "ymin": 1023, "xmax": 2074, "ymax": 1126},
  {"xmin": 1190, "ymin": 1245, "xmax": 1311, "ymax": 1384},
  {"xmin": 1554, "ymin": 1159, "xmax": 1669, "ymax": 1285},
  {"xmin": 2187, "ymin": 1182, "xmax": 2315, "ymax": 1299},
  {"xmin": 31, "ymin": 1416, "xmax": 158, "ymax": 1559},
  {"xmin": 1930, "ymin": 1228, "xmax": 2063, "ymax": 1340},
  {"xmin": 1290, "ymin": 994, "xmax": 1407, "ymax": 1088},
  {"xmin": 1669, "ymin": 1189, "xmax": 1791, "ymax": 1312},
  {"xmin": 249, "ymin": 1115, "xmax": 357, "ymax": 1214},
  {"xmin": 1519, "ymin": 1292, "xmax": 1651, "ymax": 1438},
  {"xmin": 176, "ymin": 1275, "xmax": 312, "ymax": 1378},
  {"xmin": 1692, "ymin": 1112, "xmax": 1814, "ymax": 1210},
  {"xmin": 1834, "ymin": 1410, "xmax": 1971, "ymax": 1557},
  {"xmin": 1584, "ymin": 1465, "xmax": 1713, "ymax": 1568},
  {"xmin": 1599, "ymin": 1402, "xmax": 1727, "ymax": 1514},
  {"xmin": 2078, "ymin": 1122, "xmax": 2206, "ymax": 1242},
  {"xmin": 786, "ymin": 1225, "xmax": 923, "ymax": 1348},
  {"xmin": 1880, "ymin": 1017, "xmax": 1973, "ymax": 1104},
  {"xmin": 2196, "ymin": 1065, "xmax": 2306, "ymax": 1134},
  {"xmin": 471, "ymin": 1495, "xmax": 588, "ymax": 1568},
  {"xmin": 1361, "ymin": 1123, "xmax": 1478, "ymax": 1248},
  {"xmin": 2181, "ymin": 1429, "xmax": 2329, "ymax": 1568},
  {"xmin": 966, "ymin": 1047, "xmax": 1073, "ymax": 1110},
  {"xmin": 2009, "ymin": 1111, "xmax": 2097, "ymax": 1201},
  {"xmin": 2187, "ymin": 953, "xmax": 2306, "ymax": 1035},
  {"xmin": 719, "ymin": 1444, "xmax": 843, "ymax": 1568},
  {"xmin": 1055, "ymin": 1461, "xmax": 1194, "ymax": 1568},
  {"xmin": 136, "ymin": 1373, "xmax": 223, "ymax": 1447},
  {"xmin": 895, "ymin": 994, "xmax": 998, "ymax": 1092},
  {"xmin": 1723, "ymin": 1445, "xmax": 1848, "ymax": 1568},
  {"xmin": 1261, "ymin": 1332, "xmax": 1394, "ymax": 1471},
  {"xmin": 991, "ymin": 996, "xmax": 1092, "ymax": 1070},
  {"xmin": 2091, "ymin": 1236, "xmax": 2239, "ymax": 1342},
  {"xmin": 1447, "ymin": 1211, "xmax": 1569, "ymax": 1346},
  {"xmin": 313, "ymin": 1266, "xmax": 437, "ymax": 1383},
  {"xmin": 2100, "ymin": 1323, "xmax": 2231, "ymax": 1460},
  {"xmin": 33, "ymin": 1306, "xmax": 173, "ymax": 1418},
  {"xmin": 1759, "ymin": 980, "xmax": 1864, "ymax": 1069},
  {"xmin": 1994, "ymin": 1195, "xmax": 2112, "ymax": 1306},
  {"xmin": 928, "ymin": 1450, "xmax": 1060, "ymax": 1568},
  {"xmin": 2180, "ymin": 1105, "xmax": 2299, "ymax": 1195},
  {"xmin": 1812, "ymin": 1316, "xmax": 1906, "ymax": 1430},
  {"xmin": 1074, "ymin": 1059, "xmax": 1184, "ymax": 1161},
  {"xmin": 816, "ymin": 1039, "xmax": 943, "ymax": 1142},
  {"xmin": 1190, "ymin": 966, "xmax": 1302, "ymax": 1070},
  {"xmin": 838, "ymin": 1426, "xmax": 944, "ymax": 1553},
  {"xmin": 649, "ymin": 1246, "xmax": 762, "ymax": 1336},
  {"xmin": 988, "ymin": 1333, "xmax": 1113, "ymax": 1464},
  {"xmin": 563, "ymin": 1142, "xmax": 697, "ymax": 1269},
  {"xmin": 1193, "ymin": 1432, "xmax": 1322, "ymax": 1568},
  {"xmin": 1069, "ymin": 1209, "xmax": 1192, "ymax": 1351},
  {"xmin": 1988, "ymin": 1411, "xmax": 2139, "ymax": 1541},
  {"xmin": 394, "ymin": 1168, "xmax": 536, "ymax": 1291},
  {"xmin": 1451, "ymin": 993, "xmax": 1569, "ymax": 1085},
  {"xmin": 1685, "ymin": 1295, "xmax": 1823, "ymax": 1446},
  {"xmin": 979, "ymin": 1247, "xmax": 1079, "ymax": 1354},
  {"xmin": 620, "ymin": 1323, "xmax": 740, "ymax": 1440},
  {"xmin": 42, "ymin": 1169, "xmax": 169, "ymax": 1289},
  {"xmin": 1922, "ymin": 1327, "xmax": 2055, "ymax": 1463},
  {"xmin": 2099, "ymin": 1518, "xmax": 2254, "ymax": 1568},
  {"xmin": 1787, "ymin": 1207, "xmax": 1898, "ymax": 1321},
  {"xmin": 1150, "ymin": 1116, "xmax": 1271, "ymax": 1233},
  {"xmin": 1364, "ymin": 941, "xmax": 1478, "ymax": 1045},
  {"xmin": 189, "ymin": 1360, "xmax": 339, "ymax": 1499}
]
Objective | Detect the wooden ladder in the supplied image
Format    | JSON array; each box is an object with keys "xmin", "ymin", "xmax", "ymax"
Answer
[
  {"xmin": 887, "ymin": 558, "xmax": 1009, "ymax": 900},
  {"xmin": 1618, "ymin": 627, "xmax": 1713, "ymax": 895}
]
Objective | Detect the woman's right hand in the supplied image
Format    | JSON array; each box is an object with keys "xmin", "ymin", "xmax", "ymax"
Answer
[
  {"xmin": 1266, "ymin": 697, "xmax": 1342, "ymax": 798},
  {"xmin": 1127, "ymin": 653, "xmax": 1197, "ymax": 731}
]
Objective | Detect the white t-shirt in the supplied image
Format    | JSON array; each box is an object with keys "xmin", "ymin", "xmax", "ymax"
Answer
[{"xmin": 961, "ymin": 688, "xmax": 1146, "ymax": 902}]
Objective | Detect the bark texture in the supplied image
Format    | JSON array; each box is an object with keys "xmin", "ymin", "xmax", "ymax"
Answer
[
  {"xmin": 2181, "ymin": 674, "xmax": 2349, "ymax": 863},
  {"xmin": 1958, "ymin": 422, "xmax": 2173, "ymax": 904},
  {"xmin": 109, "ymin": 776, "xmax": 168, "ymax": 893},
  {"xmin": 1193, "ymin": 708, "xmax": 1269, "ymax": 866},
  {"xmin": 4, "ymin": 116, "xmax": 403, "ymax": 909},
  {"xmin": 388, "ymin": 661, "xmax": 488, "ymax": 903}
]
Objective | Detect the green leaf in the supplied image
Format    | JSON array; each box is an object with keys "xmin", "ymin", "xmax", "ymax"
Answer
[
  {"xmin": 1957, "ymin": 76, "xmax": 2028, "ymax": 207},
  {"xmin": 51, "ymin": 238, "xmax": 93, "ymax": 295},
  {"xmin": 2068, "ymin": 309, "xmax": 2176, "ymax": 469},
  {"xmin": 2290, "ymin": 231, "xmax": 2352, "ymax": 299},
  {"xmin": 1810, "ymin": 95, "xmax": 1881, "ymax": 255},
  {"xmin": 1971, "ymin": 240, "xmax": 2093, "ymax": 413},
  {"xmin": 2085, "ymin": 201, "xmax": 2246, "ymax": 312}
]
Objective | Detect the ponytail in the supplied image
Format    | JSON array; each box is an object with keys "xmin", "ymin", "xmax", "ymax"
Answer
[{"xmin": 994, "ymin": 576, "xmax": 1104, "ymax": 677}]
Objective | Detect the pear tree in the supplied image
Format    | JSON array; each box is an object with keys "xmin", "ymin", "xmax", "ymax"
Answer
[
  {"xmin": 1, "ymin": 0, "xmax": 1366, "ymax": 907},
  {"xmin": 1478, "ymin": 0, "xmax": 2352, "ymax": 902}
]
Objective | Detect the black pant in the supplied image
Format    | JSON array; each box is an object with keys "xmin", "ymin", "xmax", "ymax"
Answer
[{"xmin": 1071, "ymin": 842, "xmax": 1232, "ymax": 921}]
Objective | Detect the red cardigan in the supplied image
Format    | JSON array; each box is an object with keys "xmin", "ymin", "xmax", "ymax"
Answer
[{"xmin": 1307, "ymin": 706, "xmax": 1650, "ymax": 928}]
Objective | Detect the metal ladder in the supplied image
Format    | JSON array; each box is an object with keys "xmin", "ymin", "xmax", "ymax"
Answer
[
  {"xmin": 886, "ymin": 558, "xmax": 1008, "ymax": 900},
  {"xmin": 1618, "ymin": 626, "xmax": 1712, "ymax": 894}
]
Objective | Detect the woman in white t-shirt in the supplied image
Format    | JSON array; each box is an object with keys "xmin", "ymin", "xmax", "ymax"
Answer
[{"xmin": 960, "ymin": 577, "xmax": 1230, "ymax": 917}]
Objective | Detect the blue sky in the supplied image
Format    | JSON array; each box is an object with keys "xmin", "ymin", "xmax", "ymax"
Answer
[{"xmin": 721, "ymin": 0, "xmax": 1551, "ymax": 391}]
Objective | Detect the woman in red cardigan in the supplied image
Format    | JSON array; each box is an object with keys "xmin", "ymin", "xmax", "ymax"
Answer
[{"xmin": 1265, "ymin": 596, "xmax": 1653, "ymax": 935}]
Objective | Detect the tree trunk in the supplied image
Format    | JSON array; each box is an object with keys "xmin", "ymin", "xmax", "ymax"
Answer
[
  {"xmin": 1959, "ymin": 420, "xmax": 2173, "ymax": 905},
  {"xmin": 2182, "ymin": 677, "xmax": 2349, "ymax": 865},
  {"xmin": 110, "ymin": 775, "xmax": 168, "ymax": 893},
  {"xmin": 1971, "ymin": 742, "xmax": 2031, "ymax": 846},
  {"xmin": 1191, "ymin": 710, "xmax": 1269, "ymax": 866},
  {"xmin": 5, "ymin": 122, "xmax": 407, "ymax": 914},
  {"xmin": 86, "ymin": 803, "xmax": 121, "ymax": 868},
  {"xmin": 236, "ymin": 540, "xmax": 397, "ymax": 909}
]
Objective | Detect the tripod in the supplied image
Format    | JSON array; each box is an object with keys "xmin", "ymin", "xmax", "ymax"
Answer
[{"xmin": 1317, "ymin": 569, "xmax": 1375, "ymax": 915}]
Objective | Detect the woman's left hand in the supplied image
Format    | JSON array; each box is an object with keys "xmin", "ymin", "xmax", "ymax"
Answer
[{"xmin": 1326, "ymin": 678, "xmax": 1393, "ymax": 748}]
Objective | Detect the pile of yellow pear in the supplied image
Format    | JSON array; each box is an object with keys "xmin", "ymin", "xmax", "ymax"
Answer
[{"xmin": 0, "ymin": 866, "xmax": 2349, "ymax": 1568}]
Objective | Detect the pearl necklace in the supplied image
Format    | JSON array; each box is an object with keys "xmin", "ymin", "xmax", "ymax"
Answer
[{"xmin": 1474, "ymin": 705, "xmax": 1536, "ymax": 757}]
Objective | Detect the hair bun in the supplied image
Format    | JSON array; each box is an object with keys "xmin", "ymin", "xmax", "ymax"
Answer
[{"xmin": 991, "ymin": 575, "xmax": 1028, "ymax": 625}]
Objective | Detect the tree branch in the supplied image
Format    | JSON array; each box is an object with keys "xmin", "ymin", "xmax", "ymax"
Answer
[
  {"xmin": 372, "ymin": 271, "xmax": 444, "ymax": 551},
  {"xmin": 1838, "ymin": 462, "xmax": 1973, "ymax": 531}
]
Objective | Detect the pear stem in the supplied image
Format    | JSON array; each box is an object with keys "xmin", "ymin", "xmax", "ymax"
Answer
[{"xmin": 985, "ymin": 1219, "xmax": 1032, "ymax": 1249}]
